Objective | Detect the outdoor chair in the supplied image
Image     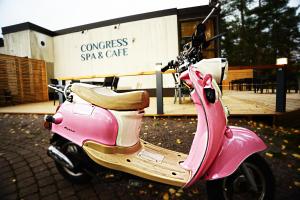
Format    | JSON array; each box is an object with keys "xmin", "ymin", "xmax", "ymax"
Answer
[
  {"xmin": 243, "ymin": 78, "xmax": 253, "ymax": 91},
  {"xmin": 3, "ymin": 89, "xmax": 13, "ymax": 105},
  {"xmin": 254, "ymin": 76, "xmax": 276, "ymax": 94},
  {"xmin": 287, "ymin": 78, "xmax": 298, "ymax": 93},
  {"xmin": 253, "ymin": 77, "xmax": 265, "ymax": 93},
  {"xmin": 230, "ymin": 79, "xmax": 240, "ymax": 91},
  {"xmin": 50, "ymin": 79, "xmax": 59, "ymax": 105},
  {"xmin": 265, "ymin": 78, "xmax": 276, "ymax": 94},
  {"xmin": 103, "ymin": 76, "xmax": 119, "ymax": 91},
  {"xmin": 172, "ymin": 73, "xmax": 190, "ymax": 104},
  {"xmin": 81, "ymin": 77, "xmax": 119, "ymax": 90}
]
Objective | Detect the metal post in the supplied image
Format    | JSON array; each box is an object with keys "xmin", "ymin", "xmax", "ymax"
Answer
[
  {"xmin": 58, "ymin": 80, "xmax": 66, "ymax": 104},
  {"xmin": 155, "ymin": 63, "xmax": 164, "ymax": 114},
  {"xmin": 276, "ymin": 66, "xmax": 286, "ymax": 112}
]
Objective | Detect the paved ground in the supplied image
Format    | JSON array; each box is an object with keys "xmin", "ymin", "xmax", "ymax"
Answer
[
  {"xmin": 0, "ymin": 114, "xmax": 205, "ymax": 200},
  {"xmin": 0, "ymin": 114, "xmax": 299, "ymax": 200}
]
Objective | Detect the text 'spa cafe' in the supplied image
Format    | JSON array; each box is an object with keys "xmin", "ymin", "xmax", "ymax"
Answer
[{"xmin": 0, "ymin": 5, "xmax": 220, "ymax": 92}]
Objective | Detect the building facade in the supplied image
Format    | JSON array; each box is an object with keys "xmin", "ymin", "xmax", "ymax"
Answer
[{"xmin": 0, "ymin": 6, "xmax": 219, "ymax": 91}]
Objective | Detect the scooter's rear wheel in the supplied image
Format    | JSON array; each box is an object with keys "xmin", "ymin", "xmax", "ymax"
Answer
[
  {"xmin": 55, "ymin": 141, "xmax": 91, "ymax": 184},
  {"xmin": 206, "ymin": 154, "xmax": 275, "ymax": 200}
]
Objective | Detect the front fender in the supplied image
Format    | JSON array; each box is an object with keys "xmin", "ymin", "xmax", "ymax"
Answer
[{"xmin": 204, "ymin": 126, "xmax": 267, "ymax": 180}]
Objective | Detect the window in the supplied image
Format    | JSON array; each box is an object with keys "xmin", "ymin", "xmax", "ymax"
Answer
[{"xmin": 180, "ymin": 19, "xmax": 217, "ymax": 58}]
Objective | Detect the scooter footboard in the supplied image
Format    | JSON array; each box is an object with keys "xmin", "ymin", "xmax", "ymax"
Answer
[{"xmin": 204, "ymin": 126, "xmax": 267, "ymax": 180}]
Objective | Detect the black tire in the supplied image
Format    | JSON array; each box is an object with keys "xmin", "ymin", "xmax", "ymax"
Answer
[
  {"xmin": 207, "ymin": 154, "xmax": 275, "ymax": 200},
  {"xmin": 54, "ymin": 141, "xmax": 91, "ymax": 184}
]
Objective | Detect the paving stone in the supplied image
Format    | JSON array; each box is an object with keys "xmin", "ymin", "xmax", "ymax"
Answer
[
  {"xmin": 40, "ymin": 184, "xmax": 57, "ymax": 197},
  {"xmin": 76, "ymin": 188, "xmax": 98, "ymax": 200},
  {"xmin": 22, "ymin": 193, "xmax": 39, "ymax": 200},
  {"xmin": 19, "ymin": 184, "xmax": 38, "ymax": 198},
  {"xmin": 18, "ymin": 177, "xmax": 36, "ymax": 188},
  {"xmin": 12, "ymin": 160, "xmax": 27, "ymax": 169},
  {"xmin": 2, "ymin": 193, "xmax": 18, "ymax": 200},
  {"xmin": 0, "ymin": 164, "xmax": 13, "ymax": 173},
  {"xmin": 42, "ymin": 156, "xmax": 53, "ymax": 164},
  {"xmin": 64, "ymin": 195, "xmax": 79, "ymax": 200},
  {"xmin": 38, "ymin": 176, "xmax": 55, "ymax": 187},
  {"xmin": 73, "ymin": 184, "xmax": 90, "ymax": 191},
  {"xmin": 9, "ymin": 156, "xmax": 23, "ymax": 164},
  {"xmin": 49, "ymin": 166, "xmax": 58, "ymax": 174},
  {"xmin": 29, "ymin": 159, "xmax": 43, "ymax": 168},
  {"xmin": 32, "ymin": 164, "xmax": 48, "ymax": 173},
  {"xmin": 19, "ymin": 149, "xmax": 31, "ymax": 156},
  {"xmin": 16, "ymin": 170, "xmax": 33, "ymax": 180},
  {"xmin": 25, "ymin": 154, "xmax": 41, "ymax": 162},
  {"xmin": 4, "ymin": 153, "xmax": 19, "ymax": 160},
  {"xmin": 54, "ymin": 173, "xmax": 64, "ymax": 181},
  {"xmin": 0, "ymin": 184, "xmax": 17, "ymax": 195},
  {"xmin": 86, "ymin": 196, "xmax": 101, "ymax": 200},
  {"xmin": 15, "ymin": 167, "xmax": 31, "ymax": 176},
  {"xmin": 41, "ymin": 193, "xmax": 60, "ymax": 200},
  {"xmin": 58, "ymin": 186, "xmax": 76, "ymax": 198},
  {"xmin": 57, "ymin": 179, "xmax": 72, "ymax": 188},
  {"xmin": 0, "ymin": 170, "xmax": 14, "ymax": 179},
  {"xmin": 35, "ymin": 170, "xmax": 51, "ymax": 179}
]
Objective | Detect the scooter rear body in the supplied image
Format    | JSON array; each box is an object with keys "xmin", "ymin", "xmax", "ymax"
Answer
[{"xmin": 51, "ymin": 101, "xmax": 119, "ymax": 146}]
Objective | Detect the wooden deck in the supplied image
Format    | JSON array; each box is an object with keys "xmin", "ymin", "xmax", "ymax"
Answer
[
  {"xmin": 146, "ymin": 91, "xmax": 300, "ymax": 116},
  {"xmin": 0, "ymin": 91, "xmax": 299, "ymax": 116}
]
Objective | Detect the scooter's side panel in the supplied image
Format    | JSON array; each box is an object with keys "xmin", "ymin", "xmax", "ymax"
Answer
[
  {"xmin": 204, "ymin": 126, "xmax": 267, "ymax": 180},
  {"xmin": 52, "ymin": 101, "xmax": 118, "ymax": 146}
]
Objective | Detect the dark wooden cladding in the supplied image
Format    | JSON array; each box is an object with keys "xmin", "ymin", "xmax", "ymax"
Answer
[{"xmin": 0, "ymin": 54, "xmax": 48, "ymax": 106}]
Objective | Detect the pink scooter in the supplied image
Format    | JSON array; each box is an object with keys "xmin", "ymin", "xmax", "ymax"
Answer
[{"xmin": 44, "ymin": 2, "xmax": 274, "ymax": 199}]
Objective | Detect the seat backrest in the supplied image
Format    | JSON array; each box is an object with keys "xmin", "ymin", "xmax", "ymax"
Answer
[
  {"xmin": 103, "ymin": 76, "xmax": 119, "ymax": 90},
  {"xmin": 71, "ymin": 80, "xmax": 80, "ymax": 84},
  {"xmin": 50, "ymin": 79, "xmax": 59, "ymax": 85}
]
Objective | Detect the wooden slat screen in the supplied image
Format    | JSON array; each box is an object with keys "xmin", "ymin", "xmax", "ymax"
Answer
[{"xmin": 0, "ymin": 54, "xmax": 49, "ymax": 106}]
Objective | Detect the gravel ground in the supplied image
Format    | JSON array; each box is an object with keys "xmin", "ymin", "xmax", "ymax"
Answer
[{"xmin": 0, "ymin": 114, "xmax": 299, "ymax": 200}]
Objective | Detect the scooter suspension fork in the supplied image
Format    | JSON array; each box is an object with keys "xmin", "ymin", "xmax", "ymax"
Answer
[{"xmin": 241, "ymin": 163, "xmax": 258, "ymax": 192}]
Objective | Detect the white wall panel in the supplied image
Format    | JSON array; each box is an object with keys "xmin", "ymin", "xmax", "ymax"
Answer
[
  {"xmin": 0, "ymin": 47, "xmax": 5, "ymax": 54},
  {"xmin": 3, "ymin": 30, "xmax": 31, "ymax": 57},
  {"xmin": 54, "ymin": 15, "xmax": 179, "ymax": 89},
  {"xmin": 30, "ymin": 31, "xmax": 54, "ymax": 62}
]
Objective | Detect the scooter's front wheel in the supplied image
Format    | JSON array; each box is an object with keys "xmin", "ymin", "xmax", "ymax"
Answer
[{"xmin": 206, "ymin": 154, "xmax": 275, "ymax": 200}]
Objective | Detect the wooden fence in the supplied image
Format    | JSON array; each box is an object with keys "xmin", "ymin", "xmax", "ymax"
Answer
[{"xmin": 0, "ymin": 54, "xmax": 48, "ymax": 106}]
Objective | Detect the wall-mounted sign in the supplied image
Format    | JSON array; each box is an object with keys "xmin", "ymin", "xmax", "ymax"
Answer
[{"xmin": 80, "ymin": 38, "xmax": 129, "ymax": 61}]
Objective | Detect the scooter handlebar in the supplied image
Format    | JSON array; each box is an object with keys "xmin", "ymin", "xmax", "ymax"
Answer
[
  {"xmin": 48, "ymin": 84, "xmax": 64, "ymax": 93},
  {"xmin": 161, "ymin": 65, "xmax": 170, "ymax": 72}
]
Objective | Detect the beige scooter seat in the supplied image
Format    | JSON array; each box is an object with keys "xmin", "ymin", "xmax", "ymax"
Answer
[{"xmin": 71, "ymin": 83, "xmax": 149, "ymax": 111}]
